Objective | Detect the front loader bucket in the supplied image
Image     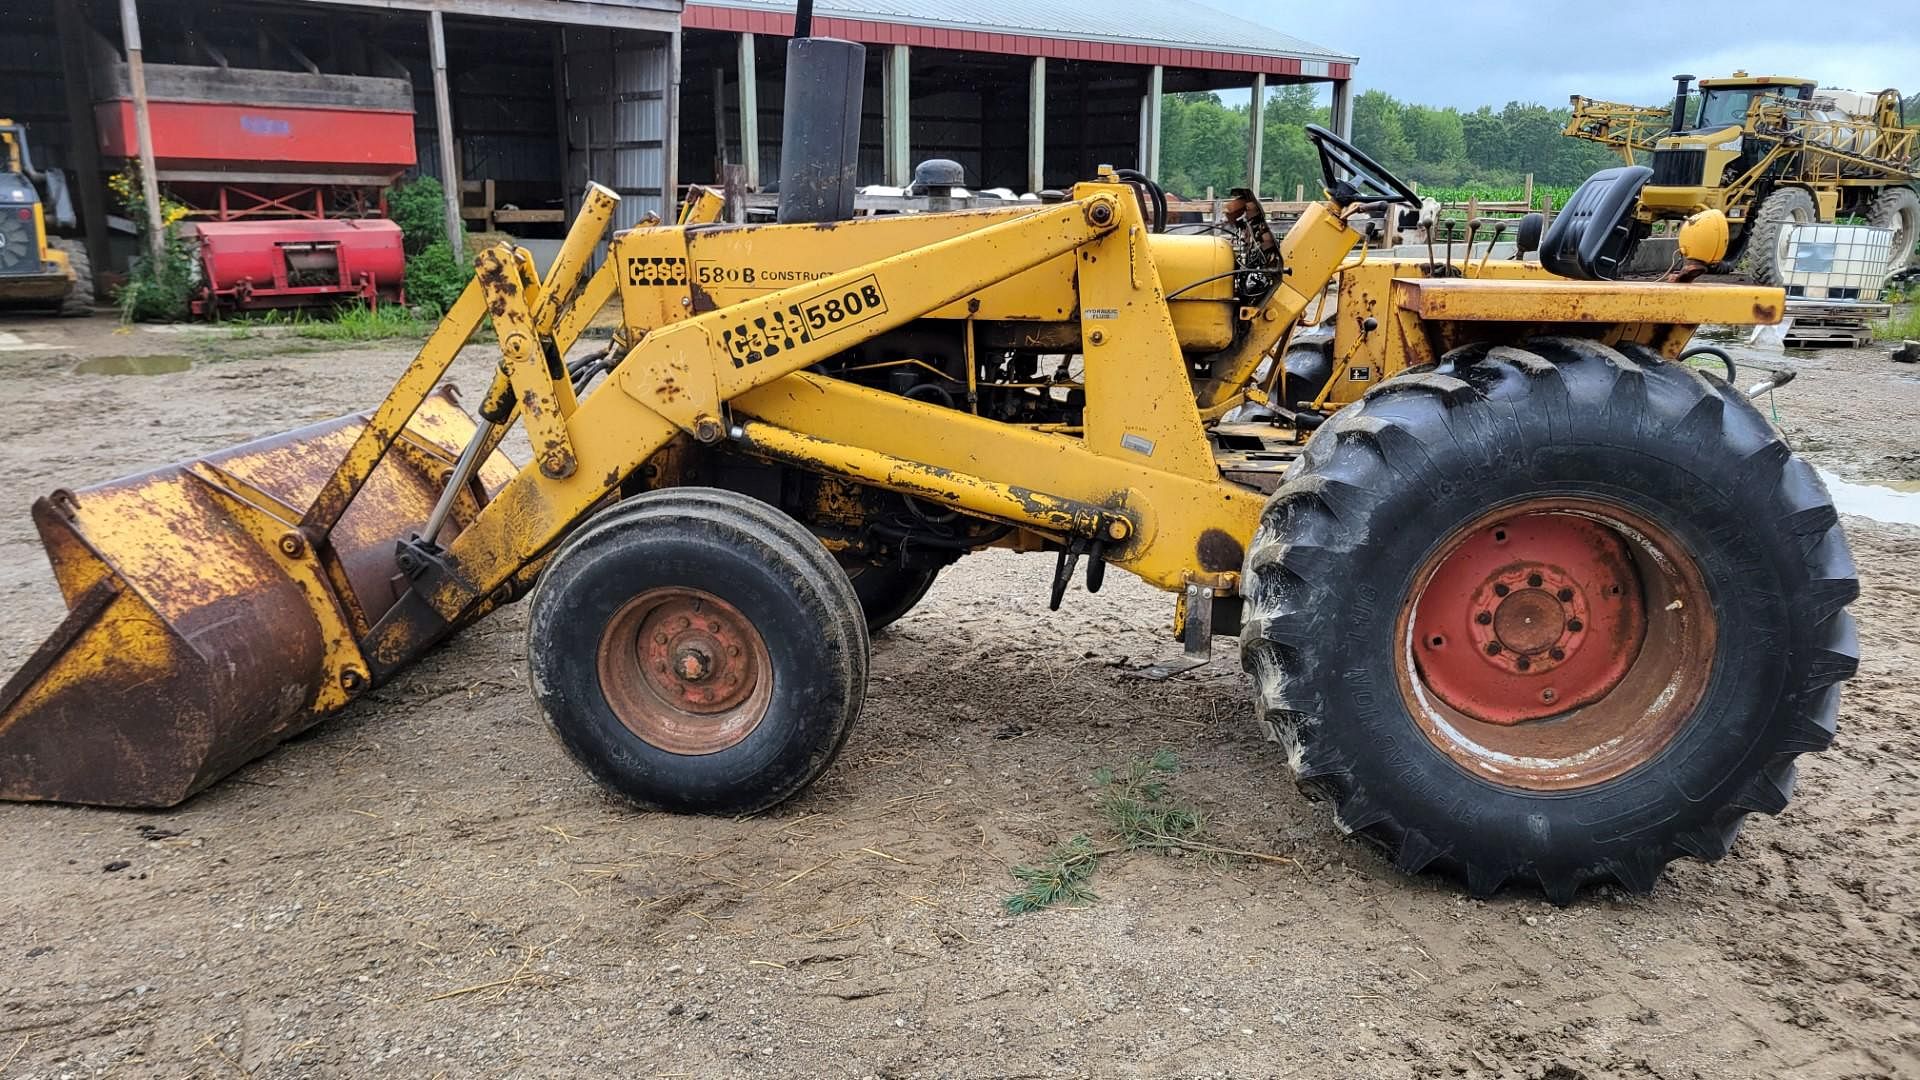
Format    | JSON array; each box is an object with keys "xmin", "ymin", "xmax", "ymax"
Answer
[{"xmin": 0, "ymin": 386, "xmax": 514, "ymax": 808}]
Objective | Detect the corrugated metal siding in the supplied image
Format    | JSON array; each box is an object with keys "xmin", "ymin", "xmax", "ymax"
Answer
[
  {"xmin": 1, "ymin": 16, "xmax": 75, "ymax": 182},
  {"xmin": 563, "ymin": 28, "xmax": 672, "ymax": 232},
  {"xmin": 686, "ymin": 0, "xmax": 1355, "ymax": 65}
]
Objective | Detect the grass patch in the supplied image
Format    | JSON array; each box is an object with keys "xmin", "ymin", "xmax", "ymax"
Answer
[
  {"xmin": 1004, "ymin": 751, "xmax": 1289, "ymax": 914},
  {"xmin": 1875, "ymin": 303, "xmax": 1920, "ymax": 342},
  {"xmin": 293, "ymin": 303, "xmax": 435, "ymax": 341}
]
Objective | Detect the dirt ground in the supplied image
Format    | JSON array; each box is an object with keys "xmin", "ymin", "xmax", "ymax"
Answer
[{"xmin": 0, "ymin": 313, "xmax": 1915, "ymax": 1080}]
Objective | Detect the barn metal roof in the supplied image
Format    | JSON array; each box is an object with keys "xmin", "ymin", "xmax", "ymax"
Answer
[{"xmin": 682, "ymin": 0, "xmax": 1358, "ymax": 75}]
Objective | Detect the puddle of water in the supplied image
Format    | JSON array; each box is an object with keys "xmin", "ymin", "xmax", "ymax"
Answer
[
  {"xmin": 1818, "ymin": 469, "xmax": 1920, "ymax": 526},
  {"xmin": 72, "ymin": 354, "xmax": 193, "ymax": 376}
]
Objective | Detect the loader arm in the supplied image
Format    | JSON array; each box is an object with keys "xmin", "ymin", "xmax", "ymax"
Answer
[{"xmin": 361, "ymin": 193, "xmax": 1126, "ymax": 670}]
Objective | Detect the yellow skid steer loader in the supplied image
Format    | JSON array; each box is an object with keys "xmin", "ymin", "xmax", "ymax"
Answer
[{"xmin": 0, "ymin": 115, "xmax": 1856, "ymax": 904}]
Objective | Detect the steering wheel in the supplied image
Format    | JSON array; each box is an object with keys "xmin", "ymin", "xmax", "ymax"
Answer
[{"xmin": 1304, "ymin": 124, "xmax": 1422, "ymax": 208}]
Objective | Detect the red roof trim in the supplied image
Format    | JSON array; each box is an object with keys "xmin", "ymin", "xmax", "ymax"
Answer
[{"xmin": 682, "ymin": 3, "xmax": 1351, "ymax": 77}]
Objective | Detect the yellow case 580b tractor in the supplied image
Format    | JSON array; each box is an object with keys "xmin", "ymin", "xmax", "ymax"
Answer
[
  {"xmin": 0, "ymin": 120, "xmax": 92, "ymax": 316},
  {"xmin": 0, "ymin": 115, "xmax": 1857, "ymax": 904},
  {"xmin": 1567, "ymin": 74, "xmax": 1918, "ymax": 282}
]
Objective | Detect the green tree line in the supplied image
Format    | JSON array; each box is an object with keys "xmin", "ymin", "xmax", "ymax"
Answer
[
  {"xmin": 1165, "ymin": 87, "xmax": 1920, "ymax": 206},
  {"xmin": 1163, "ymin": 87, "xmax": 1633, "ymax": 203}
]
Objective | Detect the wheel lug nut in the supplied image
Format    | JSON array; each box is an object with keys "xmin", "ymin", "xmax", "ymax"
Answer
[
  {"xmin": 1493, "ymin": 583, "xmax": 1510, "ymax": 597},
  {"xmin": 1567, "ymin": 619, "xmax": 1583, "ymax": 633},
  {"xmin": 1484, "ymin": 642, "xmax": 1501, "ymax": 655},
  {"xmin": 1516, "ymin": 657, "xmax": 1531, "ymax": 672},
  {"xmin": 1549, "ymin": 647, "xmax": 1566, "ymax": 660},
  {"xmin": 1557, "ymin": 588, "xmax": 1573, "ymax": 602},
  {"xmin": 654, "ymin": 633, "xmax": 668, "ymax": 644},
  {"xmin": 1541, "ymin": 688, "xmax": 1557, "ymax": 703},
  {"xmin": 1475, "ymin": 612, "xmax": 1492, "ymax": 625},
  {"xmin": 729, "ymin": 645, "xmax": 741, "ymax": 657},
  {"xmin": 1528, "ymin": 573, "xmax": 1544, "ymax": 588}
]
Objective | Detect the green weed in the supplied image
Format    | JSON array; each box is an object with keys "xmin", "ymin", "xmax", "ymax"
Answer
[
  {"xmin": 291, "ymin": 303, "xmax": 433, "ymax": 342},
  {"xmin": 1005, "ymin": 751, "xmax": 1250, "ymax": 915}
]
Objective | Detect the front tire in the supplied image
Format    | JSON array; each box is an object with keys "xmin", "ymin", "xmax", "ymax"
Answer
[
  {"xmin": 1241, "ymin": 338, "xmax": 1859, "ymax": 904},
  {"xmin": 528, "ymin": 487, "xmax": 869, "ymax": 814}
]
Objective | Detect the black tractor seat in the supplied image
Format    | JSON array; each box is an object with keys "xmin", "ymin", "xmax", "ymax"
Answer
[{"xmin": 1539, "ymin": 165, "xmax": 1652, "ymax": 280}]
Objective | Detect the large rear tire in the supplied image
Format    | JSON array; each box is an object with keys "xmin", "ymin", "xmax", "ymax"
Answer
[
  {"xmin": 1740, "ymin": 187, "xmax": 1817, "ymax": 285},
  {"xmin": 1241, "ymin": 338, "xmax": 1858, "ymax": 904},
  {"xmin": 528, "ymin": 487, "xmax": 869, "ymax": 814},
  {"xmin": 1868, "ymin": 186, "xmax": 1919, "ymax": 271}
]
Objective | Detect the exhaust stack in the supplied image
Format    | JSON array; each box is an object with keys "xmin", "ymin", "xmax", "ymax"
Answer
[
  {"xmin": 1670, "ymin": 74, "xmax": 1695, "ymax": 133},
  {"xmin": 776, "ymin": 0, "xmax": 865, "ymax": 224}
]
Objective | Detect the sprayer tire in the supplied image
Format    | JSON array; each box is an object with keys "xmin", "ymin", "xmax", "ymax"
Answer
[
  {"xmin": 1241, "ymin": 337, "xmax": 1858, "ymax": 904},
  {"xmin": 1868, "ymin": 186, "xmax": 1919, "ymax": 270},
  {"xmin": 528, "ymin": 487, "xmax": 868, "ymax": 815},
  {"xmin": 1741, "ymin": 187, "xmax": 1817, "ymax": 285}
]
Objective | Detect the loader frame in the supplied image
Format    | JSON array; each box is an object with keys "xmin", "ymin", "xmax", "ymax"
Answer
[{"xmin": 334, "ymin": 176, "xmax": 1783, "ymax": 687}]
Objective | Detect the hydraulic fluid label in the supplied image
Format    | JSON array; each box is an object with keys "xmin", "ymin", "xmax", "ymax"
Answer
[{"xmin": 720, "ymin": 276, "xmax": 888, "ymax": 368}]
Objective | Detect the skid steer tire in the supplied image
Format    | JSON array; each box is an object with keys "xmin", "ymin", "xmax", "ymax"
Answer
[
  {"xmin": 528, "ymin": 487, "xmax": 868, "ymax": 815},
  {"xmin": 1740, "ymin": 187, "xmax": 1816, "ymax": 285},
  {"xmin": 1241, "ymin": 338, "xmax": 1858, "ymax": 905},
  {"xmin": 843, "ymin": 562, "xmax": 940, "ymax": 633},
  {"xmin": 51, "ymin": 239, "xmax": 94, "ymax": 317},
  {"xmin": 1868, "ymin": 186, "xmax": 1919, "ymax": 271}
]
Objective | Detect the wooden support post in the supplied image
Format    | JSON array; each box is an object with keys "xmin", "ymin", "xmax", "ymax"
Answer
[
  {"xmin": 665, "ymin": 29, "xmax": 682, "ymax": 219},
  {"xmin": 1143, "ymin": 64, "xmax": 1163, "ymax": 181},
  {"xmin": 1247, "ymin": 72, "xmax": 1266, "ymax": 195},
  {"xmin": 1027, "ymin": 55, "xmax": 1046, "ymax": 194},
  {"xmin": 883, "ymin": 45, "xmax": 911, "ymax": 186},
  {"xmin": 738, "ymin": 33, "xmax": 760, "ymax": 189},
  {"xmin": 711, "ymin": 65, "xmax": 727, "ymax": 175},
  {"xmin": 1523, "ymin": 172, "xmax": 1534, "ymax": 208},
  {"xmin": 428, "ymin": 10, "xmax": 462, "ymax": 269},
  {"xmin": 56, "ymin": 0, "xmax": 110, "ymax": 288},
  {"xmin": 551, "ymin": 29, "xmax": 571, "ymax": 217},
  {"xmin": 1330, "ymin": 77, "xmax": 1354, "ymax": 141},
  {"xmin": 118, "ymin": 0, "xmax": 164, "ymax": 261}
]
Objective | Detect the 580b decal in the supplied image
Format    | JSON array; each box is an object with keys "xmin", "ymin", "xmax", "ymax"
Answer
[{"xmin": 720, "ymin": 276, "xmax": 889, "ymax": 368}]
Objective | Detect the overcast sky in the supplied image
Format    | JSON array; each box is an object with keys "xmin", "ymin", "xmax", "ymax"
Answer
[{"xmin": 1226, "ymin": 0, "xmax": 1920, "ymax": 110}]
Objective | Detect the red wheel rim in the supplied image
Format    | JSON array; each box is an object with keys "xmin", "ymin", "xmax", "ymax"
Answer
[
  {"xmin": 1395, "ymin": 498, "xmax": 1716, "ymax": 791},
  {"xmin": 596, "ymin": 588, "xmax": 772, "ymax": 755}
]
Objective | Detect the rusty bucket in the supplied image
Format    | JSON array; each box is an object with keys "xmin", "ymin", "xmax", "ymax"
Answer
[{"xmin": 0, "ymin": 387, "xmax": 513, "ymax": 808}]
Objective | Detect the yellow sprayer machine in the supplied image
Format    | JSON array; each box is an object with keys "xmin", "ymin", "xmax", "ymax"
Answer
[
  {"xmin": 0, "ymin": 41, "xmax": 1859, "ymax": 905},
  {"xmin": 1567, "ymin": 73, "xmax": 1918, "ymax": 282}
]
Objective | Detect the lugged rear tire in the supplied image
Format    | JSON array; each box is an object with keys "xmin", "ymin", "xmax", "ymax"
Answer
[{"xmin": 1240, "ymin": 338, "xmax": 1859, "ymax": 904}]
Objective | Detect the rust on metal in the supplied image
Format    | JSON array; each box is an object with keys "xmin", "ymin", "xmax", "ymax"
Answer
[
  {"xmin": 1395, "ymin": 498, "xmax": 1715, "ymax": 791},
  {"xmin": 0, "ymin": 388, "xmax": 510, "ymax": 808},
  {"xmin": 1195, "ymin": 527, "xmax": 1245, "ymax": 573},
  {"xmin": 597, "ymin": 587, "xmax": 772, "ymax": 755}
]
